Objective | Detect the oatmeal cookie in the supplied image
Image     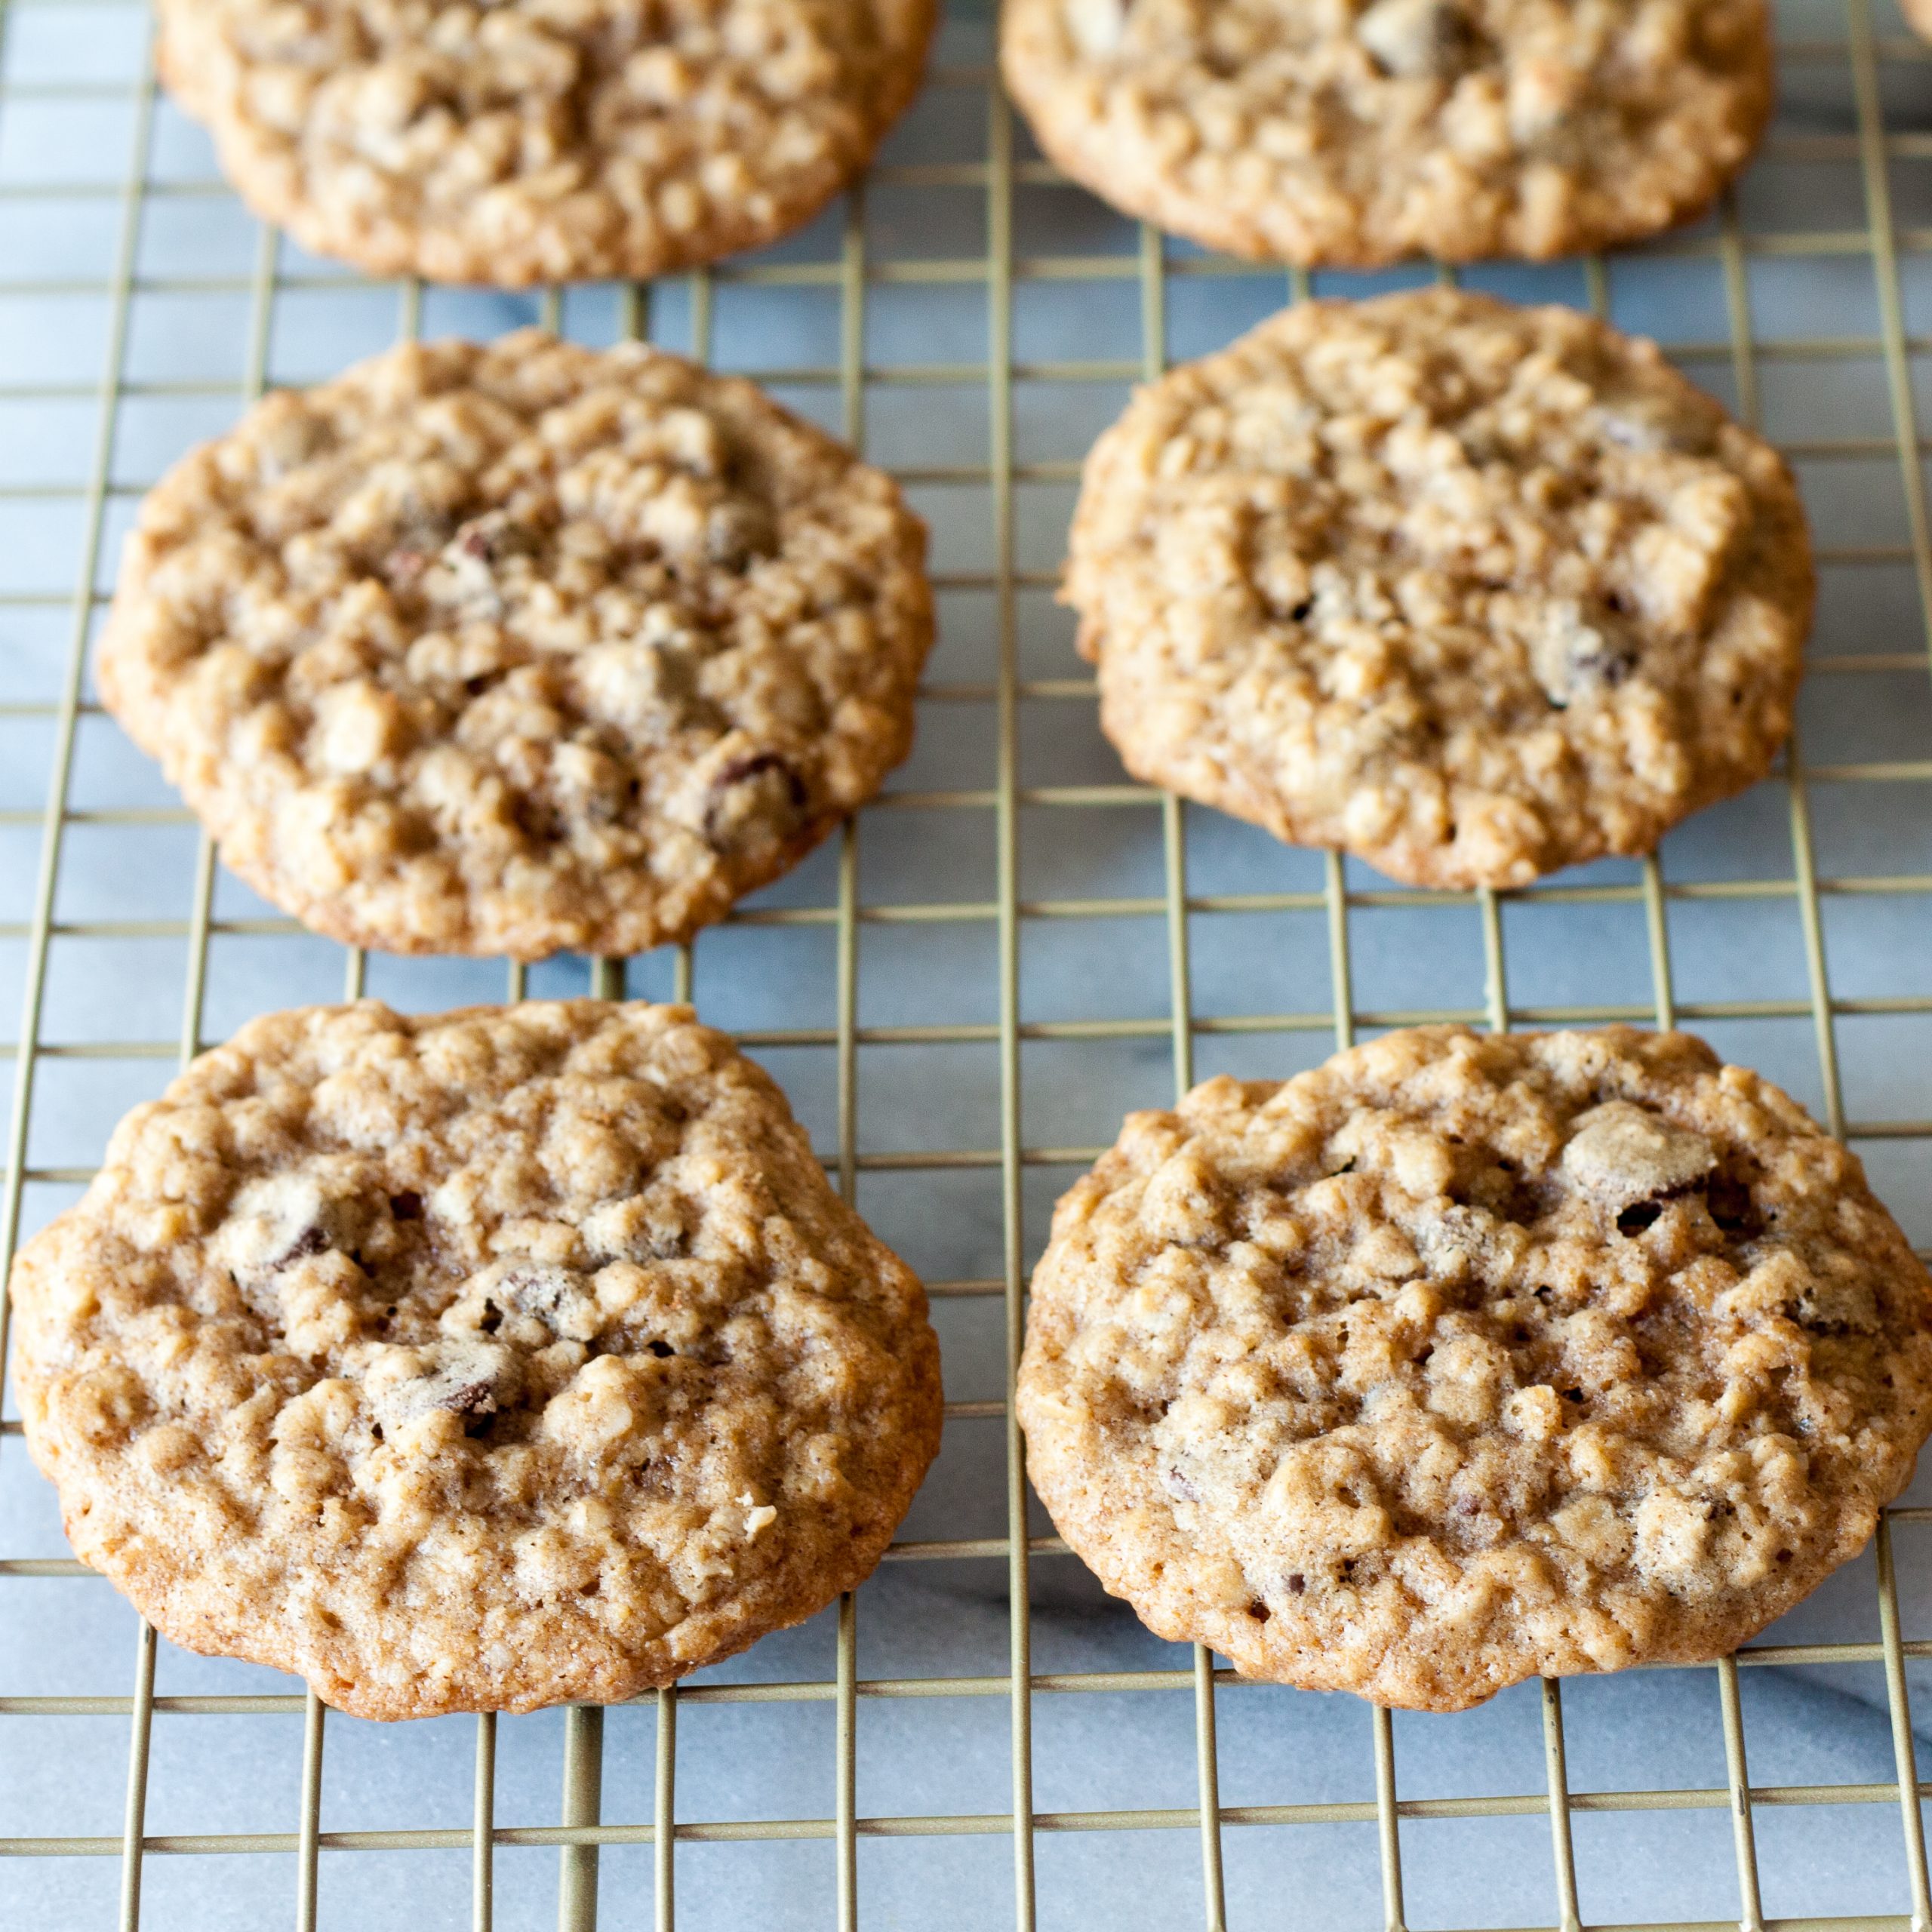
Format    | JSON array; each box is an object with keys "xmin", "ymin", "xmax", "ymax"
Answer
[
  {"xmin": 156, "ymin": 0, "xmax": 937, "ymax": 285},
  {"xmin": 97, "ymin": 331, "xmax": 932, "ymax": 960},
  {"xmin": 1017, "ymin": 1026, "xmax": 1932, "ymax": 1711},
  {"xmin": 1066, "ymin": 289, "xmax": 1811, "ymax": 889},
  {"xmin": 1001, "ymin": 0, "xmax": 1771, "ymax": 266},
  {"xmin": 8, "ymin": 1000, "xmax": 943, "ymax": 1720}
]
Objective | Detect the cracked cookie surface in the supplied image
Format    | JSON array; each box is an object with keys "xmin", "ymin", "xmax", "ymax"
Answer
[
  {"xmin": 1017, "ymin": 1026, "xmax": 1932, "ymax": 1710},
  {"xmin": 1066, "ymin": 289, "xmax": 1811, "ymax": 889},
  {"xmin": 1000, "ymin": 0, "xmax": 1770, "ymax": 266},
  {"xmin": 157, "ymin": 0, "xmax": 937, "ymax": 285},
  {"xmin": 97, "ymin": 332, "xmax": 932, "ymax": 960},
  {"xmin": 8, "ymin": 1000, "xmax": 943, "ymax": 1718}
]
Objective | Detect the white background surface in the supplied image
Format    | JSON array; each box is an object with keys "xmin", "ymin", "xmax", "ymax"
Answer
[{"xmin": 6, "ymin": 0, "xmax": 1932, "ymax": 1924}]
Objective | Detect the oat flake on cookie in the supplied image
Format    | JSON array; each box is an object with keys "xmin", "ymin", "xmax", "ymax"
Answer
[
  {"xmin": 97, "ymin": 331, "xmax": 933, "ymax": 961},
  {"xmin": 1017, "ymin": 1025, "xmax": 1932, "ymax": 1712},
  {"xmin": 8, "ymin": 1000, "xmax": 943, "ymax": 1719}
]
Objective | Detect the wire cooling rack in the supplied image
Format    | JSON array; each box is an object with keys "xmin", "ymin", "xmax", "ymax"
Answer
[{"xmin": 9, "ymin": 0, "xmax": 1932, "ymax": 1926}]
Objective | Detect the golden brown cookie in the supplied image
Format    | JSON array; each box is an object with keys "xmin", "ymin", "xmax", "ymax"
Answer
[
  {"xmin": 1001, "ymin": 0, "xmax": 1772, "ymax": 266},
  {"xmin": 158, "ymin": 0, "xmax": 937, "ymax": 285},
  {"xmin": 1017, "ymin": 1026, "xmax": 1932, "ymax": 1711},
  {"xmin": 97, "ymin": 331, "xmax": 933, "ymax": 960},
  {"xmin": 1065, "ymin": 289, "xmax": 1812, "ymax": 889},
  {"xmin": 8, "ymin": 1000, "xmax": 943, "ymax": 1719}
]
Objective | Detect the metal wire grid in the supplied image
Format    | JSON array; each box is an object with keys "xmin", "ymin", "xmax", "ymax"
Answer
[{"xmin": 3, "ymin": 0, "xmax": 1932, "ymax": 1926}]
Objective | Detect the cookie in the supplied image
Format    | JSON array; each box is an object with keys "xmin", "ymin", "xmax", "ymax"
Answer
[
  {"xmin": 1017, "ymin": 1026, "xmax": 1932, "ymax": 1712},
  {"xmin": 156, "ymin": 0, "xmax": 937, "ymax": 285},
  {"xmin": 1065, "ymin": 289, "xmax": 1811, "ymax": 889},
  {"xmin": 97, "ymin": 331, "xmax": 933, "ymax": 960},
  {"xmin": 1001, "ymin": 0, "xmax": 1771, "ymax": 266},
  {"xmin": 8, "ymin": 999, "xmax": 943, "ymax": 1719}
]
